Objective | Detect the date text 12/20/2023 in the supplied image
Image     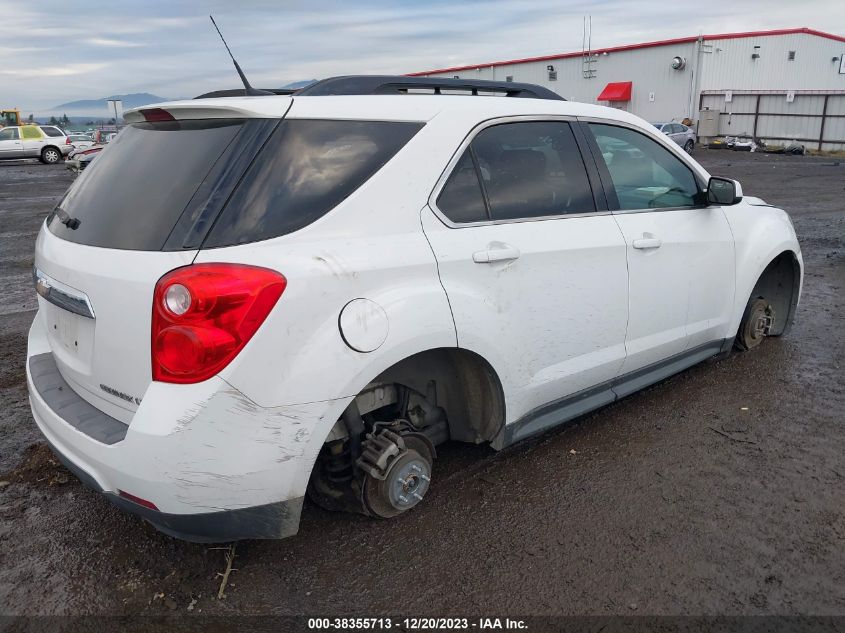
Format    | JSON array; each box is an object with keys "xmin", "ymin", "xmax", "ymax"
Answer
[{"xmin": 307, "ymin": 617, "xmax": 528, "ymax": 630}]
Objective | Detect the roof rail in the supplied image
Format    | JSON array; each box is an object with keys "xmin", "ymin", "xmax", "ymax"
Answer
[
  {"xmin": 194, "ymin": 88, "xmax": 297, "ymax": 99},
  {"xmin": 295, "ymin": 75, "xmax": 565, "ymax": 101}
]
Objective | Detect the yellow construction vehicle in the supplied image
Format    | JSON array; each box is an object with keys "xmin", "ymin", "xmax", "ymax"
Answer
[{"xmin": 1, "ymin": 109, "xmax": 22, "ymax": 128}]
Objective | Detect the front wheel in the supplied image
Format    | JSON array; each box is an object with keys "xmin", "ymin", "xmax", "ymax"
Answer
[
  {"xmin": 684, "ymin": 139, "xmax": 694, "ymax": 154},
  {"xmin": 735, "ymin": 297, "xmax": 774, "ymax": 351},
  {"xmin": 41, "ymin": 147, "xmax": 62, "ymax": 164}
]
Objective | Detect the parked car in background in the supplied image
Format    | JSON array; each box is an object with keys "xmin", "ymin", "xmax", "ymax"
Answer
[
  {"xmin": 66, "ymin": 128, "xmax": 119, "ymax": 171},
  {"xmin": 653, "ymin": 121, "xmax": 696, "ymax": 153},
  {"xmin": 0, "ymin": 125, "xmax": 71, "ymax": 163},
  {"xmin": 28, "ymin": 76, "xmax": 802, "ymax": 542},
  {"xmin": 67, "ymin": 133, "xmax": 95, "ymax": 150}
]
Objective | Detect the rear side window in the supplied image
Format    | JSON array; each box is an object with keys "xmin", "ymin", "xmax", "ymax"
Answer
[
  {"xmin": 203, "ymin": 119, "xmax": 423, "ymax": 247},
  {"xmin": 21, "ymin": 126, "xmax": 42, "ymax": 139},
  {"xmin": 436, "ymin": 120, "xmax": 595, "ymax": 223},
  {"xmin": 436, "ymin": 151, "xmax": 488, "ymax": 223},
  {"xmin": 41, "ymin": 126, "xmax": 64, "ymax": 137},
  {"xmin": 48, "ymin": 119, "xmax": 245, "ymax": 250}
]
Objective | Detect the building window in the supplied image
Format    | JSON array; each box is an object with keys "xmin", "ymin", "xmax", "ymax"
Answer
[
  {"xmin": 788, "ymin": 50, "xmax": 796, "ymax": 61},
  {"xmin": 505, "ymin": 75, "xmax": 513, "ymax": 82}
]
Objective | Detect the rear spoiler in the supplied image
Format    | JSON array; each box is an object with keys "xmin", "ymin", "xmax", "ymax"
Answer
[{"xmin": 123, "ymin": 98, "xmax": 292, "ymax": 123}]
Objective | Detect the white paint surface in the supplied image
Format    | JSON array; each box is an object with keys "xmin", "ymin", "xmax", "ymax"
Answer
[{"xmin": 339, "ymin": 298, "xmax": 389, "ymax": 353}]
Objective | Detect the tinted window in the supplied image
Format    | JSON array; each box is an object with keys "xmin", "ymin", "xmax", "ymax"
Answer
[
  {"xmin": 588, "ymin": 123, "xmax": 700, "ymax": 210},
  {"xmin": 48, "ymin": 119, "xmax": 245, "ymax": 250},
  {"xmin": 470, "ymin": 121, "xmax": 595, "ymax": 221},
  {"xmin": 41, "ymin": 126, "xmax": 64, "ymax": 137},
  {"xmin": 436, "ymin": 150, "xmax": 488, "ymax": 223},
  {"xmin": 0, "ymin": 128, "xmax": 18, "ymax": 140},
  {"xmin": 204, "ymin": 120, "xmax": 423, "ymax": 247}
]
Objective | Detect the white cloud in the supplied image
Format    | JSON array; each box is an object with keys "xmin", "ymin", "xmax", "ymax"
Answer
[
  {"xmin": 0, "ymin": 63, "xmax": 109, "ymax": 78},
  {"xmin": 84, "ymin": 38, "xmax": 142, "ymax": 47}
]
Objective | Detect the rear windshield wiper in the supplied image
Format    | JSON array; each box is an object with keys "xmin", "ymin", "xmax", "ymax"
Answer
[{"xmin": 53, "ymin": 206, "xmax": 81, "ymax": 230}]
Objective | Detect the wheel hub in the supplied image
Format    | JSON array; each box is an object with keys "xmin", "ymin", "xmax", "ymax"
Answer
[{"xmin": 388, "ymin": 458, "xmax": 431, "ymax": 510}]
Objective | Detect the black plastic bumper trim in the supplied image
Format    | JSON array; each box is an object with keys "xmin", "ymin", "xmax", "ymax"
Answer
[
  {"xmin": 29, "ymin": 352, "xmax": 128, "ymax": 445},
  {"xmin": 40, "ymin": 427, "xmax": 304, "ymax": 542}
]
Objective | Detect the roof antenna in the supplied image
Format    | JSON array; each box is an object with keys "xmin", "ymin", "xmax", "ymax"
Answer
[{"xmin": 209, "ymin": 15, "xmax": 271, "ymax": 96}]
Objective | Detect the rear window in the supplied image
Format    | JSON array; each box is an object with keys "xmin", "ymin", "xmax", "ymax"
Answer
[
  {"xmin": 202, "ymin": 119, "xmax": 423, "ymax": 248},
  {"xmin": 47, "ymin": 117, "xmax": 423, "ymax": 251},
  {"xmin": 47, "ymin": 120, "xmax": 246, "ymax": 250}
]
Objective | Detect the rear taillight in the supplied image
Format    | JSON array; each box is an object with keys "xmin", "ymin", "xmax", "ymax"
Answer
[
  {"xmin": 152, "ymin": 264, "xmax": 286, "ymax": 384},
  {"xmin": 65, "ymin": 137, "xmax": 71, "ymax": 145}
]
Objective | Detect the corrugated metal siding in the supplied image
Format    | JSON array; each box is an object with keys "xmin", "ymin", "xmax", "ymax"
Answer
[
  {"xmin": 423, "ymin": 42, "xmax": 699, "ymax": 122},
  {"xmin": 700, "ymin": 33, "xmax": 845, "ymax": 91}
]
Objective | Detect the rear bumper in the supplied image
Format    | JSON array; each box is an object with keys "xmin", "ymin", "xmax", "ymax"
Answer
[
  {"xmin": 41, "ymin": 429, "xmax": 303, "ymax": 542},
  {"xmin": 26, "ymin": 311, "xmax": 343, "ymax": 541}
]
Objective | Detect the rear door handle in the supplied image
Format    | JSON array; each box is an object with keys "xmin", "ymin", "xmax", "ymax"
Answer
[
  {"xmin": 632, "ymin": 236, "xmax": 662, "ymax": 250},
  {"xmin": 472, "ymin": 244, "xmax": 521, "ymax": 263}
]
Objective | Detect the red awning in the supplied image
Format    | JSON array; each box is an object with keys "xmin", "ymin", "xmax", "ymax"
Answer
[{"xmin": 597, "ymin": 81, "xmax": 632, "ymax": 102}]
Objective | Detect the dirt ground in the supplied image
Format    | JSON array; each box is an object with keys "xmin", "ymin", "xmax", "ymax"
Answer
[{"xmin": 0, "ymin": 150, "xmax": 842, "ymax": 618}]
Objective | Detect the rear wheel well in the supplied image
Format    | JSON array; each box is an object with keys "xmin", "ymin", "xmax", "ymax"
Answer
[
  {"xmin": 368, "ymin": 348, "xmax": 505, "ymax": 444},
  {"xmin": 308, "ymin": 348, "xmax": 505, "ymax": 516},
  {"xmin": 746, "ymin": 251, "xmax": 800, "ymax": 337}
]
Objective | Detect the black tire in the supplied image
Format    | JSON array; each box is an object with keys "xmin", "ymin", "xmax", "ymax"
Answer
[
  {"xmin": 684, "ymin": 139, "xmax": 694, "ymax": 154},
  {"xmin": 41, "ymin": 147, "xmax": 62, "ymax": 164},
  {"xmin": 735, "ymin": 297, "xmax": 774, "ymax": 351}
]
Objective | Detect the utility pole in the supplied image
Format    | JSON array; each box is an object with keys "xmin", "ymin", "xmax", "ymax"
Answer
[{"xmin": 107, "ymin": 99, "xmax": 122, "ymax": 128}]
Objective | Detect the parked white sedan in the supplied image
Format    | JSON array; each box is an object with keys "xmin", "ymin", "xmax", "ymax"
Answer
[
  {"xmin": 654, "ymin": 121, "xmax": 696, "ymax": 153},
  {"xmin": 27, "ymin": 76, "xmax": 801, "ymax": 541},
  {"xmin": 67, "ymin": 133, "xmax": 95, "ymax": 151}
]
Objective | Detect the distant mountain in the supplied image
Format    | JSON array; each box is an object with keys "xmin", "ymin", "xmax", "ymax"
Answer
[
  {"xmin": 282, "ymin": 80, "xmax": 317, "ymax": 89},
  {"xmin": 52, "ymin": 93, "xmax": 170, "ymax": 111}
]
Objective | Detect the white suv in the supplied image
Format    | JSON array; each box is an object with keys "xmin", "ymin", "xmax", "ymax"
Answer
[
  {"xmin": 27, "ymin": 76, "xmax": 802, "ymax": 542},
  {"xmin": 0, "ymin": 125, "xmax": 72, "ymax": 163}
]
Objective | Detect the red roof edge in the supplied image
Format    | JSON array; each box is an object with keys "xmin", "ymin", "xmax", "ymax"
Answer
[{"xmin": 406, "ymin": 27, "xmax": 845, "ymax": 77}]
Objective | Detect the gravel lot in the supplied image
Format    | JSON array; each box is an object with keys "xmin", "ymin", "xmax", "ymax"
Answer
[{"xmin": 0, "ymin": 150, "xmax": 842, "ymax": 617}]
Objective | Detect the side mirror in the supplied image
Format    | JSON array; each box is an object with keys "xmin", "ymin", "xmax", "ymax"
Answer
[{"xmin": 707, "ymin": 176, "xmax": 743, "ymax": 205}]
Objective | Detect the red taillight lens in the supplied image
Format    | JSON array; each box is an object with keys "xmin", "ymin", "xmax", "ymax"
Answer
[
  {"xmin": 140, "ymin": 107, "xmax": 175, "ymax": 122},
  {"xmin": 152, "ymin": 264, "xmax": 286, "ymax": 384},
  {"xmin": 65, "ymin": 137, "xmax": 71, "ymax": 145}
]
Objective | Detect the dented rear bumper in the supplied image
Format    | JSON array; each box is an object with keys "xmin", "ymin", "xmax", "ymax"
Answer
[
  {"xmin": 26, "ymin": 311, "xmax": 342, "ymax": 541},
  {"xmin": 41, "ymin": 429, "xmax": 303, "ymax": 542}
]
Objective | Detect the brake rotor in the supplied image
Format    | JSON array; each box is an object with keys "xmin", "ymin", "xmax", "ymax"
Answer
[{"xmin": 363, "ymin": 436, "xmax": 433, "ymax": 519}]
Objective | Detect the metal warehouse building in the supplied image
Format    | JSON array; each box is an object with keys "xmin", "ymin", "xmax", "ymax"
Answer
[{"xmin": 410, "ymin": 27, "xmax": 845, "ymax": 151}]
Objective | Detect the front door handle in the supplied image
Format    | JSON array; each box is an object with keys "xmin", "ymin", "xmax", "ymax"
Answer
[
  {"xmin": 472, "ymin": 244, "xmax": 521, "ymax": 263},
  {"xmin": 632, "ymin": 235, "xmax": 662, "ymax": 250}
]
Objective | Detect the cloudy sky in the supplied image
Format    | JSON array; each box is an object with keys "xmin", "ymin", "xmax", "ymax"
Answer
[{"xmin": 2, "ymin": 0, "xmax": 844, "ymax": 113}]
